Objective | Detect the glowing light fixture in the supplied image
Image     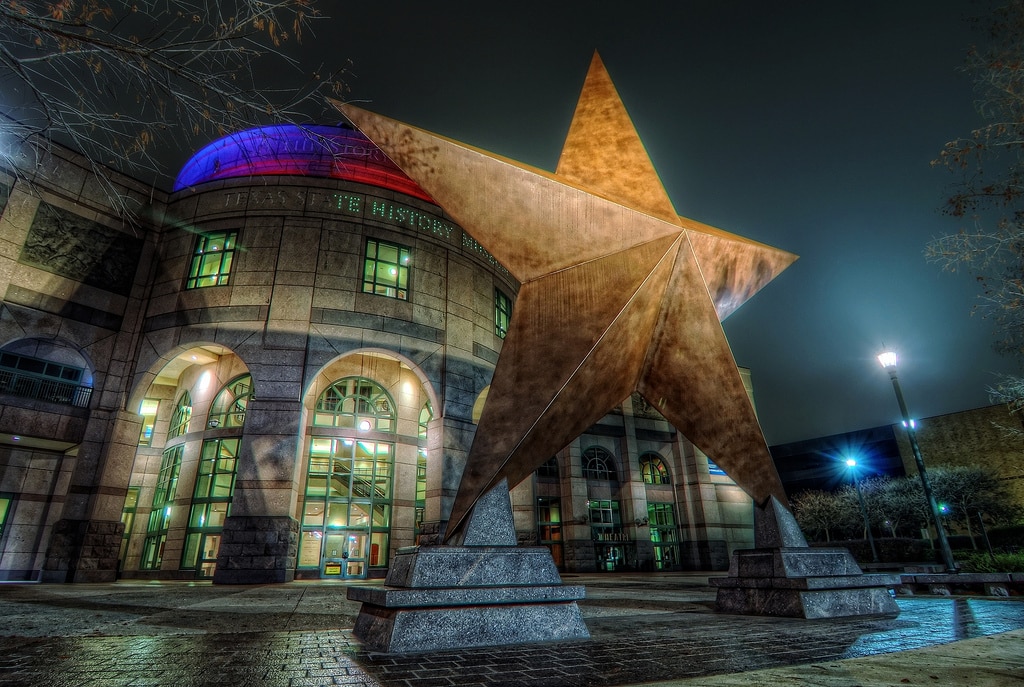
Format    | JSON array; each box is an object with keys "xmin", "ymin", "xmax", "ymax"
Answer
[{"xmin": 877, "ymin": 351, "xmax": 898, "ymax": 370}]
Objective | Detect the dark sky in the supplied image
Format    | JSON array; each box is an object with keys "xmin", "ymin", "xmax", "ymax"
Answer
[{"xmin": 179, "ymin": 1, "xmax": 1020, "ymax": 445}]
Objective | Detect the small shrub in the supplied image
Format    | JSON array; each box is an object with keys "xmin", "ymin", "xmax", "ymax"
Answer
[{"xmin": 956, "ymin": 551, "xmax": 1024, "ymax": 573}]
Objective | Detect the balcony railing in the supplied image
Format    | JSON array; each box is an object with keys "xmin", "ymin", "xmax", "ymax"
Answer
[{"xmin": 0, "ymin": 368, "xmax": 92, "ymax": 408}]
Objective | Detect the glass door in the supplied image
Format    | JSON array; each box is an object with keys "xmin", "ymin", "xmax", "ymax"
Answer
[
  {"xmin": 321, "ymin": 530, "xmax": 368, "ymax": 579},
  {"xmin": 198, "ymin": 533, "xmax": 222, "ymax": 579}
]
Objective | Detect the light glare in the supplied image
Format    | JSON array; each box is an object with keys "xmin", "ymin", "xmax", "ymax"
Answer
[{"xmin": 877, "ymin": 351, "xmax": 898, "ymax": 369}]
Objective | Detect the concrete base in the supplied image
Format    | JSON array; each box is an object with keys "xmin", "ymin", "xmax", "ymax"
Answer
[
  {"xmin": 709, "ymin": 498, "xmax": 900, "ymax": 619},
  {"xmin": 349, "ymin": 481, "xmax": 588, "ymax": 653},
  {"xmin": 349, "ymin": 545, "xmax": 588, "ymax": 652}
]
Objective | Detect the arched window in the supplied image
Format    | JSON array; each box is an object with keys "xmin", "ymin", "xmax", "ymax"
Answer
[
  {"xmin": 640, "ymin": 453, "xmax": 670, "ymax": 485},
  {"xmin": 300, "ymin": 376, "xmax": 397, "ymax": 580},
  {"xmin": 418, "ymin": 399, "xmax": 432, "ymax": 441},
  {"xmin": 537, "ymin": 456, "xmax": 559, "ymax": 479},
  {"xmin": 208, "ymin": 374, "xmax": 254, "ymax": 429},
  {"xmin": 313, "ymin": 377, "xmax": 395, "ymax": 431},
  {"xmin": 582, "ymin": 447, "xmax": 617, "ymax": 481},
  {"xmin": 169, "ymin": 391, "xmax": 192, "ymax": 439}
]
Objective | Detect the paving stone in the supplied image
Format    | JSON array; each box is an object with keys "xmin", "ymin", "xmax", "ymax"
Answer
[{"xmin": 0, "ymin": 574, "xmax": 1022, "ymax": 686}]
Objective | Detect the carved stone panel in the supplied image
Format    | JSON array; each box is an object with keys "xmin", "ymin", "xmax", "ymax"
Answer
[{"xmin": 19, "ymin": 202, "xmax": 143, "ymax": 296}]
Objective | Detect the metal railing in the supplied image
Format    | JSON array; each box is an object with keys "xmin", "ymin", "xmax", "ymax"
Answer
[{"xmin": 0, "ymin": 368, "xmax": 92, "ymax": 408}]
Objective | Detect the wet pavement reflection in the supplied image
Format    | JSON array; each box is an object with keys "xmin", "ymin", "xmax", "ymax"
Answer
[{"xmin": 0, "ymin": 577, "xmax": 1022, "ymax": 686}]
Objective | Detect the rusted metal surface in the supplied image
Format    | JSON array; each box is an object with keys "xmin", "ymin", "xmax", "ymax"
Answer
[{"xmin": 332, "ymin": 52, "xmax": 797, "ymax": 539}]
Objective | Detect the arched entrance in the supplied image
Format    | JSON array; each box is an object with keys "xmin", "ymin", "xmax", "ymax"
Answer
[
  {"xmin": 120, "ymin": 344, "xmax": 251, "ymax": 580},
  {"xmin": 297, "ymin": 352, "xmax": 437, "ymax": 580}
]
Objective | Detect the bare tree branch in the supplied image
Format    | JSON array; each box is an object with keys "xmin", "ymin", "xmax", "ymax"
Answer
[{"xmin": 0, "ymin": 0, "xmax": 349, "ymax": 220}]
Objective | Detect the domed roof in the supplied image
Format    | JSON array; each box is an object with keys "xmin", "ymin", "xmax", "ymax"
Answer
[{"xmin": 173, "ymin": 124, "xmax": 432, "ymax": 201}]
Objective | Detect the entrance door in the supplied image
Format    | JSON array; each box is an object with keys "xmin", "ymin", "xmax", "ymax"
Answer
[
  {"xmin": 197, "ymin": 533, "xmax": 222, "ymax": 579},
  {"xmin": 321, "ymin": 530, "xmax": 368, "ymax": 579},
  {"xmin": 596, "ymin": 543, "xmax": 624, "ymax": 571}
]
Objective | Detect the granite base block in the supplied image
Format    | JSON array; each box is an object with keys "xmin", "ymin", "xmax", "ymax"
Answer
[
  {"xmin": 711, "ymin": 547, "xmax": 901, "ymax": 619},
  {"xmin": 385, "ymin": 545, "xmax": 564, "ymax": 587},
  {"xmin": 349, "ymin": 545, "xmax": 589, "ymax": 652},
  {"xmin": 353, "ymin": 599, "xmax": 589, "ymax": 653},
  {"xmin": 714, "ymin": 585, "xmax": 901, "ymax": 619}
]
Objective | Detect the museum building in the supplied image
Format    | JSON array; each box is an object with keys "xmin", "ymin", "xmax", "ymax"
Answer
[{"xmin": 0, "ymin": 125, "xmax": 754, "ymax": 583}]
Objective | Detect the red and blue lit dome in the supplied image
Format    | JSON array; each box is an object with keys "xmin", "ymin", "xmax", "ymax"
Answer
[{"xmin": 173, "ymin": 124, "xmax": 432, "ymax": 202}]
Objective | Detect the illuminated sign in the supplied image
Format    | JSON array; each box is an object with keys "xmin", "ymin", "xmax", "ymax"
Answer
[{"xmin": 216, "ymin": 187, "xmax": 508, "ymax": 276}]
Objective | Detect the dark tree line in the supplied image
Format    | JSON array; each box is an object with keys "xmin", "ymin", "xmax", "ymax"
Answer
[{"xmin": 791, "ymin": 465, "xmax": 1019, "ymax": 548}]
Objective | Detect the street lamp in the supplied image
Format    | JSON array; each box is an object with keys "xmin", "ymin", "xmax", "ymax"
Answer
[
  {"xmin": 877, "ymin": 351, "xmax": 956, "ymax": 572},
  {"xmin": 845, "ymin": 458, "xmax": 878, "ymax": 563}
]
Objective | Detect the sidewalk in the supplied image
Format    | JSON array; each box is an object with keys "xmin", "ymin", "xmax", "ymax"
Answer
[{"xmin": 0, "ymin": 573, "xmax": 1021, "ymax": 686}]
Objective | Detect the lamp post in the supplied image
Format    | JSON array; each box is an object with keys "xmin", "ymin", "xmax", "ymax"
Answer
[
  {"xmin": 845, "ymin": 458, "xmax": 879, "ymax": 563},
  {"xmin": 877, "ymin": 351, "xmax": 956, "ymax": 572}
]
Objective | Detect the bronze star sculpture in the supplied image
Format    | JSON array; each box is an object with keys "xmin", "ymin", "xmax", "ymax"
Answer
[{"xmin": 334, "ymin": 53, "xmax": 797, "ymax": 540}]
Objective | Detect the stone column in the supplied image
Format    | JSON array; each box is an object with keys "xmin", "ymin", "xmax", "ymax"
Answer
[
  {"xmin": 212, "ymin": 398, "xmax": 301, "ymax": 584},
  {"xmin": 41, "ymin": 409, "xmax": 142, "ymax": 582}
]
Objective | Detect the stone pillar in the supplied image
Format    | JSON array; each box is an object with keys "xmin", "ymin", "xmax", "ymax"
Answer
[
  {"xmin": 41, "ymin": 409, "xmax": 141, "ymax": 582},
  {"xmin": 213, "ymin": 398, "xmax": 301, "ymax": 584},
  {"xmin": 562, "ymin": 441, "xmax": 597, "ymax": 572}
]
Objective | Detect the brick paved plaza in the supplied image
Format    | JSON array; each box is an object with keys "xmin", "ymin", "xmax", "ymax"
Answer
[{"xmin": 1, "ymin": 574, "xmax": 1023, "ymax": 686}]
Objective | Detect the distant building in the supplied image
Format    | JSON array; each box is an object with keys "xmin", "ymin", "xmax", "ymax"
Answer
[
  {"xmin": 0, "ymin": 125, "xmax": 754, "ymax": 583},
  {"xmin": 771, "ymin": 404, "xmax": 1023, "ymax": 503}
]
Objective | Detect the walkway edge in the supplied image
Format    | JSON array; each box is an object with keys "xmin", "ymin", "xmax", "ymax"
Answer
[{"xmin": 636, "ymin": 628, "xmax": 1024, "ymax": 687}]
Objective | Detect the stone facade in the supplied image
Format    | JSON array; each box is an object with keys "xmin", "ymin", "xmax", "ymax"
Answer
[{"xmin": 0, "ymin": 127, "xmax": 754, "ymax": 583}]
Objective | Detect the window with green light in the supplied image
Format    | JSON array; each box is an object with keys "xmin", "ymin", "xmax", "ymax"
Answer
[
  {"xmin": 647, "ymin": 502, "xmax": 679, "ymax": 570},
  {"xmin": 186, "ymin": 230, "xmax": 238, "ymax": 289},
  {"xmin": 138, "ymin": 398, "xmax": 159, "ymax": 446},
  {"xmin": 313, "ymin": 377, "xmax": 395, "ymax": 431},
  {"xmin": 415, "ymin": 450, "xmax": 427, "ymax": 535},
  {"xmin": 181, "ymin": 438, "xmax": 239, "ymax": 575},
  {"xmin": 141, "ymin": 445, "xmax": 183, "ymax": 570},
  {"xmin": 640, "ymin": 453, "xmax": 670, "ymax": 485},
  {"xmin": 168, "ymin": 391, "xmax": 192, "ymax": 439},
  {"xmin": 207, "ymin": 375, "xmax": 253, "ymax": 429},
  {"xmin": 362, "ymin": 238, "xmax": 410, "ymax": 300},
  {"xmin": 298, "ymin": 437, "xmax": 394, "ymax": 571},
  {"xmin": 418, "ymin": 399, "xmax": 432, "ymax": 441},
  {"xmin": 494, "ymin": 288, "xmax": 512, "ymax": 338},
  {"xmin": 415, "ymin": 399, "xmax": 431, "ymax": 537},
  {"xmin": 118, "ymin": 486, "xmax": 140, "ymax": 570},
  {"xmin": 299, "ymin": 377, "xmax": 397, "ymax": 575},
  {"xmin": 0, "ymin": 494, "xmax": 12, "ymax": 539}
]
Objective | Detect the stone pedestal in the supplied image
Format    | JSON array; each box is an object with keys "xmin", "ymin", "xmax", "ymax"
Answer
[
  {"xmin": 212, "ymin": 515, "xmax": 298, "ymax": 584},
  {"xmin": 348, "ymin": 480, "xmax": 589, "ymax": 652},
  {"xmin": 41, "ymin": 518, "xmax": 123, "ymax": 583},
  {"xmin": 709, "ymin": 497, "xmax": 900, "ymax": 619}
]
